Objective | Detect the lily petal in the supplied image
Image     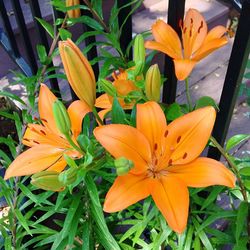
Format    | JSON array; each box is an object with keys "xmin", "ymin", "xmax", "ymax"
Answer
[
  {"xmin": 95, "ymin": 94, "xmax": 112, "ymax": 109},
  {"xmin": 204, "ymin": 26, "xmax": 227, "ymax": 43},
  {"xmin": 193, "ymin": 37, "xmax": 228, "ymax": 61},
  {"xmin": 145, "ymin": 41, "xmax": 181, "ymax": 60},
  {"xmin": 183, "ymin": 9, "xmax": 207, "ymax": 57},
  {"xmin": 4, "ymin": 145, "xmax": 65, "ymax": 179},
  {"xmin": 67, "ymin": 100, "xmax": 91, "ymax": 137},
  {"xmin": 166, "ymin": 106, "xmax": 216, "ymax": 165},
  {"xmin": 136, "ymin": 102, "xmax": 167, "ymax": 153},
  {"xmin": 168, "ymin": 157, "xmax": 236, "ymax": 188},
  {"xmin": 39, "ymin": 84, "xmax": 60, "ymax": 135},
  {"xmin": 104, "ymin": 174, "xmax": 150, "ymax": 212},
  {"xmin": 94, "ymin": 124, "xmax": 151, "ymax": 174},
  {"xmin": 151, "ymin": 20, "xmax": 182, "ymax": 59},
  {"xmin": 151, "ymin": 176, "xmax": 189, "ymax": 234},
  {"xmin": 173, "ymin": 59, "xmax": 197, "ymax": 81},
  {"xmin": 23, "ymin": 124, "xmax": 69, "ymax": 148}
]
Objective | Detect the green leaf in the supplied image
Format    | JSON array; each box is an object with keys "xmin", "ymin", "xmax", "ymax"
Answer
[
  {"xmin": 244, "ymin": 72, "xmax": 250, "ymax": 79},
  {"xmin": 0, "ymin": 91, "xmax": 26, "ymax": 105},
  {"xmin": 59, "ymin": 28, "xmax": 72, "ymax": 40},
  {"xmin": 235, "ymin": 202, "xmax": 248, "ymax": 243},
  {"xmin": 239, "ymin": 166, "xmax": 250, "ymax": 176},
  {"xmin": 111, "ymin": 97, "xmax": 127, "ymax": 124},
  {"xmin": 69, "ymin": 15, "xmax": 103, "ymax": 31},
  {"xmin": 184, "ymin": 226, "xmax": 194, "ymax": 250},
  {"xmin": 36, "ymin": 18, "xmax": 54, "ymax": 38},
  {"xmin": 243, "ymin": 179, "xmax": 250, "ymax": 190},
  {"xmin": 36, "ymin": 45, "xmax": 47, "ymax": 64},
  {"xmin": 195, "ymin": 96, "xmax": 219, "ymax": 110},
  {"xmin": 14, "ymin": 209, "xmax": 32, "ymax": 235},
  {"xmin": 226, "ymin": 134, "xmax": 250, "ymax": 151},
  {"xmin": 165, "ymin": 102, "xmax": 183, "ymax": 121}
]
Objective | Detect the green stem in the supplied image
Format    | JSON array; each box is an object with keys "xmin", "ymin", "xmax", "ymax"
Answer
[
  {"xmin": 185, "ymin": 78, "xmax": 193, "ymax": 111},
  {"xmin": 92, "ymin": 107, "xmax": 104, "ymax": 125},
  {"xmin": 65, "ymin": 133, "xmax": 85, "ymax": 155}
]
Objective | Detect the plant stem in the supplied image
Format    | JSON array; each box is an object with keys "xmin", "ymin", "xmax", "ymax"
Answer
[
  {"xmin": 64, "ymin": 133, "xmax": 85, "ymax": 155},
  {"xmin": 92, "ymin": 107, "xmax": 104, "ymax": 125},
  {"xmin": 185, "ymin": 78, "xmax": 193, "ymax": 111},
  {"xmin": 210, "ymin": 136, "xmax": 250, "ymax": 242},
  {"xmin": 82, "ymin": 0, "xmax": 110, "ymax": 33}
]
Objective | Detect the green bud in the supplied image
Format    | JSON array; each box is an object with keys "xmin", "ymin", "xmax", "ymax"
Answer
[
  {"xmin": 145, "ymin": 64, "xmax": 161, "ymax": 102},
  {"xmin": 58, "ymin": 167, "xmax": 78, "ymax": 185},
  {"xmin": 53, "ymin": 100, "xmax": 71, "ymax": 135},
  {"xmin": 99, "ymin": 79, "xmax": 117, "ymax": 97},
  {"xmin": 114, "ymin": 157, "xmax": 134, "ymax": 176},
  {"xmin": 31, "ymin": 171, "xmax": 65, "ymax": 191},
  {"xmin": 133, "ymin": 34, "xmax": 145, "ymax": 76},
  {"xmin": 133, "ymin": 34, "xmax": 145, "ymax": 64}
]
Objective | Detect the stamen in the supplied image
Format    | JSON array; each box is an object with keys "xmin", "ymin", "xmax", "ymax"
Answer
[
  {"xmin": 183, "ymin": 27, "xmax": 187, "ymax": 34},
  {"xmin": 33, "ymin": 140, "xmax": 40, "ymax": 144},
  {"xmin": 183, "ymin": 152, "xmax": 188, "ymax": 159},
  {"xmin": 177, "ymin": 136, "xmax": 181, "ymax": 143},
  {"xmin": 190, "ymin": 18, "xmax": 193, "ymax": 24},
  {"xmin": 154, "ymin": 143, "xmax": 158, "ymax": 151},
  {"xmin": 168, "ymin": 159, "xmax": 173, "ymax": 166},
  {"xmin": 164, "ymin": 130, "xmax": 169, "ymax": 138},
  {"xmin": 189, "ymin": 29, "xmax": 192, "ymax": 37},
  {"xmin": 155, "ymin": 159, "xmax": 158, "ymax": 165},
  {"xmin": 23, "ymin": 138, "xmax": 30, "ymax": 142}
]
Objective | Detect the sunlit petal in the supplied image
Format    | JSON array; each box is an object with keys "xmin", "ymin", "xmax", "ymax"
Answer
[
  {"xmin": 67, "ymin": 100, "xmax": 91, "ymax": 137},
  {"xmin": 168, "ymin": 157, "xmax": 236, "ymax": 187},
  {"xmin": 165, "ymin": 106, "xmax": 216, "ymax": 165},
  {"xmin": 136, "ymin": 102, "xmax": 167, "ymax": 153},
  {"xmin": 173, "ymin": 59, "xmax": 197, "ymax": 81},
  {"xmin": 4, "ymin": 145, "xmax": 65, "ymax": 179},
  {"xmin": 94, "ymin": 124, "xmax": 151, "ymax": 174},
  {"xmin": 95, "ymin": 94, "xmax": 112, "ymax": 109},
  {"xmin": 204, "ymin": 26, "xmax": 227, "ymax": 43},
  {"xmin": 151, "ymin": 176, "xmax": 189, "ymax": 233},
  {"xmin": 104, "ymin": 174, "xmax": 150, "ymax": 212}
]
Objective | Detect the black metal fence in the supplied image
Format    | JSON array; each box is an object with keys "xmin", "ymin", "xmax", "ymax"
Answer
[{"xmin": 0, "ymin": 0, "xmax": 250, "ymax": 159}]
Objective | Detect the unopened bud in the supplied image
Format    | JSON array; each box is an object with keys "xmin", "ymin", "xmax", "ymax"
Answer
[
  {"xmin": 53, "ymin": 100, "xmax": 71, "ymax": 135},
  {"xmin": 133, "ymin": 35, "xmax": 145, "ymax": 76},
  {"xmin": 31, "ymin": 171, "xmax": 65, "ymax": 191},
  {"xmin": 66, "ymin": 0, "xmax": 81, "ymax": 18},
  {"xmin": 99, "ymin": 79, "xmax": 117, "ymax": 97},
  {"xmin": 114, "ymin": 157, "xmax": 134, "ymax": 176},
  {"xmin": 59, "ymin": 167, "xmax": 78, "ymax": 185},
  {"xmin": 145, "ymin": 64, "xmax": 161, "ymax": 102}
]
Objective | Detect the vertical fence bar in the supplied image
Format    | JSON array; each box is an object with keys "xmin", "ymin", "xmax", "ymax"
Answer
[
  {"xmin": 208, "ymin": 0, "xmax": 250, "ymax": 159},
  {"xmin": 162, "ymin": 0, "xmax": 185, "ymax": 104},
  {"xmin": 80, "ymin": 0, "xmax": 100, "ymax": 80},
  {"xmin": 29, "ymin": 0, "xmax": 61, "ymax": 97},
  {"xmin": 10, "ymin": 0, "xmax": 38, "ymax": 74},
  {"xmin": 117, "ymin": 0, "xmax": 132, "ymax": 60},
  {"xmin": 0, "ymin": 0, "xmax": 20, "ymax": 57}
]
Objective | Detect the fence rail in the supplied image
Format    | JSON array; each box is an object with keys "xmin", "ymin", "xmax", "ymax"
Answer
[{"xmin": 0, "ymin": 0, "xmax": 249, "ymax": 160}]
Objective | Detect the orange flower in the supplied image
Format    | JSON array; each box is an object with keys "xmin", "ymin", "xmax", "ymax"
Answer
[
  {"xmin": 66, "ymin": 0, "xmax": 81, "ymax": 18},
  {"xmin": 59, "ymin": 39, "xmax": 96, "ymax": 108},
  {"xmin": 4, "ymin": 84, "xmax": 90, "ymax": 179},
  {"xmin": 94, "ymin": 102, "xmax": 235, "ymax": 233},
  {"xmin": 95, "ymin": 69, "xmax": 139, "ymax": 120},
  {"xmin": 145, "ymin": 9, "xmax": 228, "ymax": 80}
]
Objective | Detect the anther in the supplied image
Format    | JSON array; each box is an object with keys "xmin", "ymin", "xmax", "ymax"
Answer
[
  {"xmin": 23, "ymin": 138, "xmax": 30, "ymax": 142},
  {"xmin": 198, "ymin": 21, "xmax": 203, "ymax": 33},
  {"xmin": 41, "ymin": 118, "xmax": 48, "ymax": 123},
  {"xmin": 33, "ymin": 140, "xmax": 40, "ymax": 144},
  {"xmin": 177, "ymin": 136, "xmax": 181, "ymax": 143},
  {"xmin": 183, "ymin": 152, "xmax": 188, "ymax": 159},
  {"xmin": 183, "ymin": 27, "xmax": 187, "ymax": 34},
  {"xmin": 40, "ymin": 130, "xmax": 46, "ymax": 135},
  {"xmin": 190, "ymin": 18, "xmax": 193, "ymax": 24},
  {"xmin": 168, "ymin": 159, "xmax": 173, "ymax": 166},
  {"xmin": 164, "ymin": 130, "xmax": 169, "ymax": 137},
  {"xmin": 155, "ymin": 159, "xmax": 158, "ymax": 165},
  {"xmin": 179, "ymin": 19, "xmax": 183, "ymax": 28},
  {"xmin": 189, "ymin": 29, "xmax": 192, "ymax": 37},
  {"xmin": 154, "ymin": 143, "xmax": 158, "ymax": 151}
]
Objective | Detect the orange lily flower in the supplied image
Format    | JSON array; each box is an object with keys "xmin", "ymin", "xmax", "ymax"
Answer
[
  {"xmin": 94, "ymin": 102, "xmax": 235, "ymax": 233},
  {"xmin": 4, "ymin": 84, "xmax": 90, "ymax": 179},
  {"xmin": 95, "ymin": 69, "xmax": 139, "ymax": 119},
  {"xmin": 145, "ymin": 9, "xmax": 228, "ymax": 80}
]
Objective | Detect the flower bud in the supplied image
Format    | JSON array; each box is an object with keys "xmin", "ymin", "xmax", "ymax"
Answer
[
  {"xmin": 53, "ymin": 100, "xmax": 71, "ymax": 135},
  {"xmin": 114, "ymin": 157, "xmax": 134, "ymax": 176},
  {"xmin": 133, "ymin": 34, "xmax": 146, "ymax": 76},
  {"xmin": 31, "ymin": 171, "xmax": 65, "ymax": 191},
  {"xmin": 99, "ymin": 79, "xmax": 117, "ymax": 97},
  {"xmin": 66, "ymin": 0, "xmax": 81, "ymax": 18},
  {"xmin": 59, "ymin": 167, "xmax": 78, "ymax": 185},
  {"xmin": 59, "ymin": 39, "xmax": 96, "ymax": 108},
  {"xmin": 145, "ymin": 64, "xmax": 161, "ymax": 102}
]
